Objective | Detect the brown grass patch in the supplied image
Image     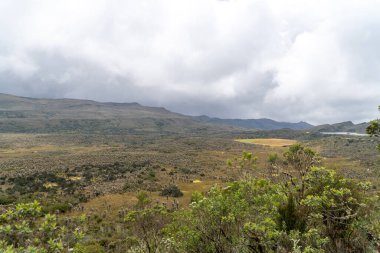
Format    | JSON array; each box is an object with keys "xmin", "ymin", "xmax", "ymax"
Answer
[
  {"xmin": 43, "ymin": 182, "xmax": 58, "ymax": 188},
  {"xmin": 235, "ymin": 138, "xmax": 297, "ymax": 147},
  {"xmin": 70, "ymin": 180, "xmax": 220, "ymax": 217}
]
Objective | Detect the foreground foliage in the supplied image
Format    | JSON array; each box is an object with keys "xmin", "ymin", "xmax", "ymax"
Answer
[
  {"xmin": 120, "ymin": 143, "xmax": 380, "ymax": 252},
  {"xmin": 0, "ymin": 201, "xmax": 85, "ymax": 252},
  {"xmin": 168, "ymin": 169, "xmax": 378, "ymax": 252},
  {"xmin": 122, "ymin": 162, "xmax": 379, "ymax": 252}
]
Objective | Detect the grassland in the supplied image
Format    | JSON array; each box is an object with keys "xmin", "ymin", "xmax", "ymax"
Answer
[
  {"xmin": 1, "ymin": 130, "xmax": 379, "ymax": 251},
  {"xmin": 235, "ymin": 138, "xmax": 298, "ymax": 147},
  {"xmin": 1, "ymin": 133, "xmax": 377, "ymax": 200}
]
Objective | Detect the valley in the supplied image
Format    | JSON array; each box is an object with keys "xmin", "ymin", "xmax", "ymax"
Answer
[{"xmin": 0, "ymin": 94, "xmax": 379, "ymax": 252}]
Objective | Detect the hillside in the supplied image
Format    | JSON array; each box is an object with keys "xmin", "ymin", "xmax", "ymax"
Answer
[
  {"xmin": 310, "ymin": 121, "xmax": 368, "ymax": 133},
  {"xmin": 0, "ymin": 93, "xmax": 368, "ymax": 134},
  {"xmin": 194, "ymin": 115, "xmax": 313, "ymax": 130},
  {"xmin": 0, "ymin": 93, "xmax": 238, "ymax": 134},
  {"xmin": 0, "ymin": 93, "xmax": 316, "ymax": 134}
]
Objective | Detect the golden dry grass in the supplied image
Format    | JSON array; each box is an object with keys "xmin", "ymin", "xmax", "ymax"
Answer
[
  {"xmin": 67, "ymin": 176, "xmax": 82, "ymax": 181},
  {"xmin": 69, "ymin": 179, "xmax": 220, "ymax": 217},
  {"xmin": 235, "ymin": 138, "xmax": 297, "ymax": 147},
  {"xmin": 43, "ymin": 182, "xmax": 58, "ymax": 188},
  {"xmin": 0, "ymin": 133, "xmax": 110, "ymax": 158}
]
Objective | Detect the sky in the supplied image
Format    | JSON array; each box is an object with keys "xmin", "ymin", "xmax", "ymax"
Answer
[{"xmin": 0, "ymin": 0, "xmax": 379, "ymax": 124}]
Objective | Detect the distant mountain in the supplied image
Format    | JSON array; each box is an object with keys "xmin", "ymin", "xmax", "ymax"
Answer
[
  {"xmin": 0, "ymin": 93, "xmax": 239, "ymax": 134},
  {"xmin": 310, "ymin": 121, "xmax": 368, "ymax": 133},
  {"xmin": 1, "ymin": 93, "xmax": 366, "ymax": 135},
  {"xmin": 193, "ymin": 115, "xmax": 313, "ymax": 130}
]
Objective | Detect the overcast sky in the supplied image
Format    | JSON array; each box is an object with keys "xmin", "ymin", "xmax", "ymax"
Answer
[{"xmin": 0, "ymin": 0, "xmax": 379, "ymax": 124}]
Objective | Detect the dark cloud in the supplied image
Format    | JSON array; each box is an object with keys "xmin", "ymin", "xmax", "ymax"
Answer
[{"xmin": 0, "ymin": 0, "xmax": 379, "ymax": 124}]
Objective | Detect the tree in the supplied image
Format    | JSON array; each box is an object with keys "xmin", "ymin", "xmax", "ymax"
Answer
[
  {"xmin": 283, "ymin": 144, "xmax": 320, "ymax": 179},
  {"xmin": 283, "ymin": 144, "xmax": 321, "ymax": 201},
  {"xmin": 366, "ymin": 105, "xmax": 380, "ymax": 151}
]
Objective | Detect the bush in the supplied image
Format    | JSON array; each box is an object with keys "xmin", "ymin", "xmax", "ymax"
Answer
[
  {"xmin": 42, "ymin": 202, "xmax": 72, "ymax": 213},
  {"xmin": 0, "ymin": 201, "xmax": 85, "ymax": 252},
  {"xmin": 74, "ymin": 243, "xmax": 105, "ymax": 253},
  {"xmin": 163, "ymin": 167, "xmax": 380, "ymax": 253},
  {"xmin": 0, "ymin": 194, "xmax": 16, "ymax": 205},
  {"xmin": 159, "ymin": 185, "xmax": 183, "ymax": 197}
]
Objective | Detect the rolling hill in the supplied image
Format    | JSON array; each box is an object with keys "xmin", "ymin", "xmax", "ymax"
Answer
[
  {"xmin": 1, "ymin": 93, "xmax": 366, "ymax": 134},
  {"xmin": 193, "ymin": 115, "xmax": 313, "ymax": 130},
  {"xmin": 0, "ymin": 93, "xmax": 238, "ymax": 134},
  {"xmin": 310, "ymin": 121, "xmax": 368, "ymax": 133}
]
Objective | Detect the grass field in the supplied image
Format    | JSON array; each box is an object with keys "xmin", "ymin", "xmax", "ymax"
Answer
[
  {"xmin": 1, "ymin": 131, "xmax": 379, "ymax": 252},
  {"xmin": 235, "ymin": 138, "xmax": 297, "ymax": 147}
]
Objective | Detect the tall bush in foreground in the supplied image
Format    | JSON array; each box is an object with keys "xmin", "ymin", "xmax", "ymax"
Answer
[
  {"xmin": 164, "ymin": 179, "xmax": 285, "ymax": 252},
  {"xmin": 159, "ymin": 146, "xmax": 379, "ymax": 252},
  {"xmin": 161, "ymin": 166, "xmax": 378, "ymax": 252},
  {"xmin": 124, "ymin": 192, "xmax": 172, "ymax": 253}
]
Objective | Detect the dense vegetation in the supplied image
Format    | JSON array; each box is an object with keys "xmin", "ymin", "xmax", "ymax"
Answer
[
  {"xmin": 118, "ymin": 145, "xmax": 380, "ymax": 253},
  {"xmin": 0, "ymin": 201, "xmax": 85, "ymax": 252}
]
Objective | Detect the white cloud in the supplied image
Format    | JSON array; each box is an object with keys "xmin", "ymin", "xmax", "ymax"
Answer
[{"xmin": 0, "ymin": 0, "xmax": 379, "ymax": 124}]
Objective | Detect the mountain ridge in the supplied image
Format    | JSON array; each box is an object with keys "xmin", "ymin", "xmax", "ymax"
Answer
[
  {"xmin": 193, "ymin": 115, "xmax": 313, "ymax": 130},
  {"xmin": 0, "ymin": 93, "xmax": 226, "ymax": 134},
  {"xmin": 310, "ymin": 121, "xmax": 368, "ymax": 133},
  {"xmin": 0, "ymin": 93, "xmax": 367, "ymax": 134}
]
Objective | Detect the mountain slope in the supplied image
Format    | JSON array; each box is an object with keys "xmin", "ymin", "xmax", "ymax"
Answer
[
  {"xmin": 0, "ymin": 93, "xmax": 237, "ymax": 134},
  {"xmin": 6, "ymin": 93, "xmax": 366, "ymax": 135},
  {"xmin": 193, "ymin": 115, "xmax": 313, "ymax": 130},
  {"xmin": 310, "ymin": 121, "xmax": 368, "ymax": 133}
]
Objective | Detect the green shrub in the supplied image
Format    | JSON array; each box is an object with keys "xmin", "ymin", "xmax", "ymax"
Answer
[
  {"xmin": 159, "ymin": 185, "xmax": 183, "ymax": 197},
  {"xmin": 74, "ymin": 243, "xmax": 105, "ymax": 253},
  {"xmin": 0, "ymin": 194, "xmax": 16, "ymax": 205},
  {"xmin": 163, "ymin": 166, "xmax": 379, "ymax": 253},
  {"xmin": 42, "ymin": 202, "xmax": 72, "ymax": 213},
  {"xmin": 0, "ymin": 201, "xmax": 85, "ymax": 252}
]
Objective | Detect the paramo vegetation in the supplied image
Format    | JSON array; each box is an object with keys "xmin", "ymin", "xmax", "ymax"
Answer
[
  {"xmin": 1, "ymin": 142, "xmax": 379, "ymax": 253},
  {"xmin": 0, "ymin": 107, "xmax": 380, "ymax": 252},
  {"xmin": 122, "ymin": 145, "xmax": 380, "ymax": 253}
]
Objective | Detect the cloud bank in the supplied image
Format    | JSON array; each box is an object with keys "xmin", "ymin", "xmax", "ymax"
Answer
[{"xmin": 0, "ymin": 0, "xmax": 379, "ymax": 124}]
